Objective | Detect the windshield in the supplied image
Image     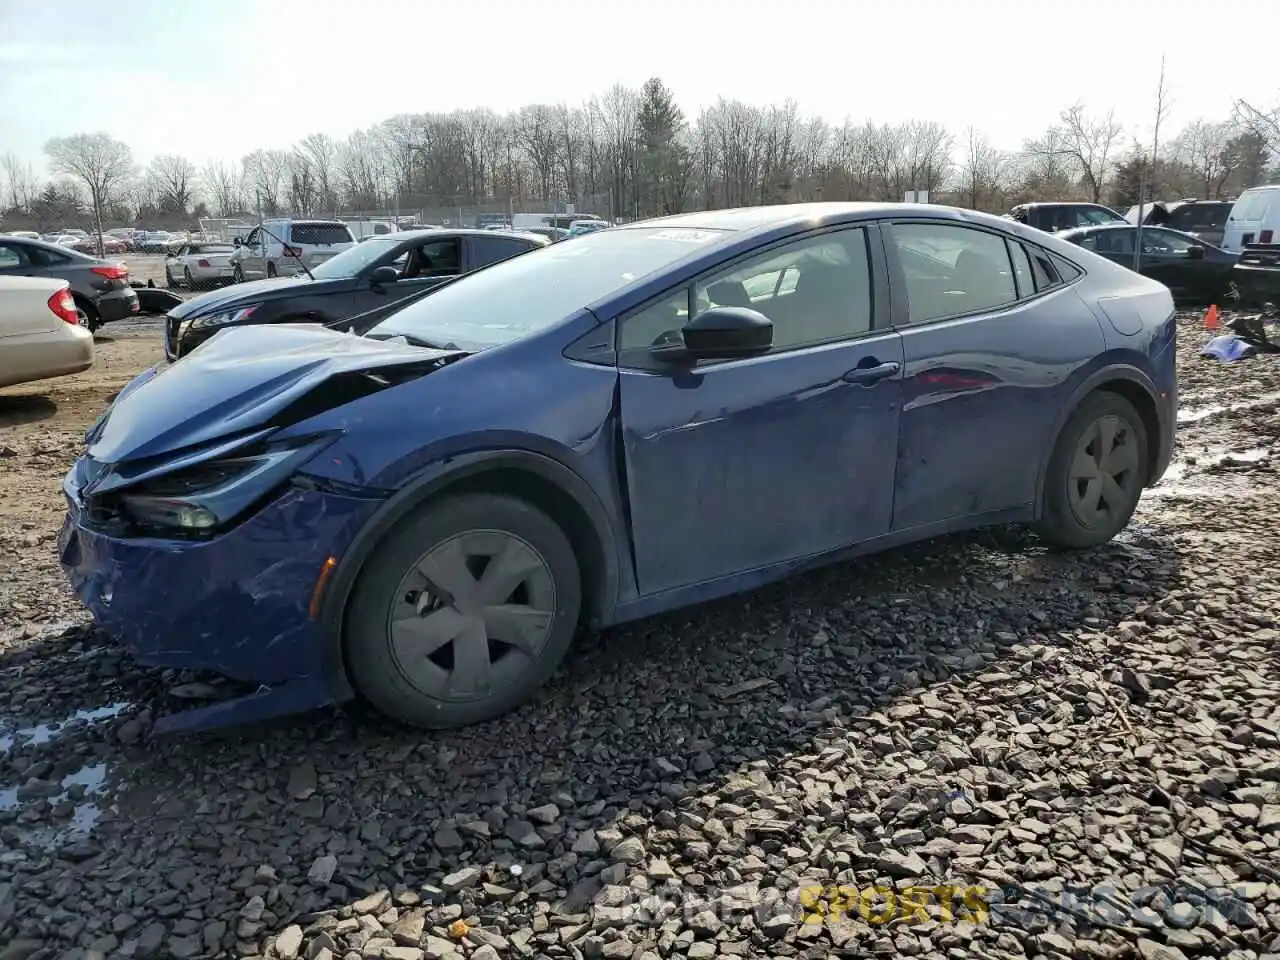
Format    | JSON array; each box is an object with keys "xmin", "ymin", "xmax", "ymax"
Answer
[
  {"xmin": 1168, "ymin": 204, "xmax": 1230, "ymax": 233},
  {"xmin": 311, "ymin": 237, "xmax": 401, "ymax": 279},
  {"xmin": 370, "ymin": 225, "xmax": 730, "ymax": 350}
]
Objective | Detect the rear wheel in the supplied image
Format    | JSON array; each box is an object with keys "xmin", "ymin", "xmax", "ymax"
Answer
[
  {"xmin": 344, "ymin": 493, "xmax": 582, "ymax": 729},
  {"xmin": 76, "ymin": 298, "xmax": 102, "ymax": 333},
  {"xmin": 1035, "ymin": 392, "xmax": 1148, "ymax": 549}
]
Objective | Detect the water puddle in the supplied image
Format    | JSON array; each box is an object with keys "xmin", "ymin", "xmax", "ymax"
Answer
[
  {"xmin": 0, "ymin": 702, "xmax": 132, "ymax": 754},
  {"xmin": 1178, "ymin": 391, "xmax": 1280, "ymax": 424},
  {"xmin": 0, "ymin": 761, "xmax": 110, "ymax": 852}
]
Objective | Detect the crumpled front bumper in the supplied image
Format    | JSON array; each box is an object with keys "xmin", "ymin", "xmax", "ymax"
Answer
[{"xmin": 58, "ymin": 470, "xmax": 384, "ymax": 730}]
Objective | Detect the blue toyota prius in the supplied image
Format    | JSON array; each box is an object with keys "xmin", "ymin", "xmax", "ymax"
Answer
[{"xmin": 59, "ymin": 203, "xmax": 1177, "ymax": 732}]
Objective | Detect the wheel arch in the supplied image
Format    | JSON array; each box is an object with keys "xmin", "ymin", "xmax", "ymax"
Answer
[
  {"xmin": 1033, "ymin": 364, "xmax": 1163, "ymax": 519},
  {"xmin": 318, "ymin": 449, "xmax": 621, "ymax": 701}
]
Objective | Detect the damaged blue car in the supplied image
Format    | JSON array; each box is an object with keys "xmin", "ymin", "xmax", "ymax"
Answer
[{"xmin": 58, "ymin": 203, "xmax": 1177, "ymax": 733}]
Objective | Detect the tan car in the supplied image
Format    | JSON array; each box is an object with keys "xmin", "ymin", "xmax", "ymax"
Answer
[{"xmin": 0, "ymin": 276, "xmax": 94, "ymax": 388}]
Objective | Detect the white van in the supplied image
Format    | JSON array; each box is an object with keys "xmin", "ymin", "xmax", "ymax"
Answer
[
  {"xmin": 1221, "ymin": 185, "xmax": 1280, "ymax": 253},
  {"xmin": 230, "ymin": 219, "xmax": 355, "ymax": 280}
]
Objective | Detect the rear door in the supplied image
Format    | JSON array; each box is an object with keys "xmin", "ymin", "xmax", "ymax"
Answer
[{"xmin": 885, "ymin": 220, "xmax": 1104, "ymax": 530}]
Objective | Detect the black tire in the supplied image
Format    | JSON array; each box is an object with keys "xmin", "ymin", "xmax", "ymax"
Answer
[
  {"xmin": 344, "ymin": 493, "xmax": 582, "ymax": 729},
  {"xmin": 1035, "ymin": 391, "xmax": 1148, "ymax": 549},
  {"xmin": 77, "ymin": 299, "xmax": 102, "ymax": 333},
  {"xmin": 232, "ymin": 264, "xmax": 244, "ymax": 284}
]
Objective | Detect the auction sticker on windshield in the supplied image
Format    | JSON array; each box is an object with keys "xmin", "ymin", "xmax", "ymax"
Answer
[{"xmin": 646, "ymin": 229, "xmax": 720, "ymax": 243}]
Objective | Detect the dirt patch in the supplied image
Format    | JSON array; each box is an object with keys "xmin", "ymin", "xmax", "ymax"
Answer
[{"xmin": 0, "ymin": 325, "xmax": 163, "ymax": 630}]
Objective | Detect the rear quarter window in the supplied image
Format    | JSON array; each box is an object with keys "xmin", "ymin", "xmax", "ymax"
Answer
[
  {"xmin": 1169, "ymin": 204, "xmax": 1231, "ymax": 232},
  {"xmin": 291, "ymin": 223, "xmax": 354, "ymax": 245}
]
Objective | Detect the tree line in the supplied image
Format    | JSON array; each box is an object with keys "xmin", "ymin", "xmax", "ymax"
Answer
[{"xmin": 2, "ymin": 77, "xmax": 1277, "ymax": 236}]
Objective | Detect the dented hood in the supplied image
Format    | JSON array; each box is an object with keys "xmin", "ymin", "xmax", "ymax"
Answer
[{"xmin": 90, "ymin": 324, "xmax": 459, "ymax": 464}]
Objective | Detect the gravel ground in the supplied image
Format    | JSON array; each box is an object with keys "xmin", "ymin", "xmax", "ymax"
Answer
[{"xmin": 1, "ymin": 311, "xmax": 1279, "ymax": 960}]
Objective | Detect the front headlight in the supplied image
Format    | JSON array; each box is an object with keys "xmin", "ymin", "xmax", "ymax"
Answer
[
  {"xmin": 189, "ymin": 303, "xmax": 260, "ymax": 330},
  {"xmin": 115, "ymin": 432, "xmax": 337, "ymax": 534}
]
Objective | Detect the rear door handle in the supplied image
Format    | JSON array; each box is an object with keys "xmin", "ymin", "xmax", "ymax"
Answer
[{"xmin": 843, "ymin": 360, "xmax": 900, "ymax": 385}]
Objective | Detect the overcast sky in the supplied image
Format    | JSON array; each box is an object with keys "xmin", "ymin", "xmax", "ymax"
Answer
[{"xmin": 2, "ymin": 0, "xmax": 1276, "ymax": 174}]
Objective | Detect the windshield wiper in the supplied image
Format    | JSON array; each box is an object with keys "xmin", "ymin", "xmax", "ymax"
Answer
[{"xmin": 366, "ymin": 331, "xmax": 461, "ymax": 351}]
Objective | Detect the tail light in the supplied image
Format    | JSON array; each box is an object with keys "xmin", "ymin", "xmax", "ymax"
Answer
[
  {"xmin": 47, "ymin": 288, "xmax": 79, "ymax": 325},
  {"xmin": 197, "ymin": 259, "xmax": 211, "ymax": 268},
  {"xmin": 283, "ymin": 246, "xmax": 302, "ymax": 258},
  {"xmin": 1261, "ymin": 230, "xmax": 1274, "ymax": 244},
  {"xmin": 90, "ymin": 264, "xmax": 128, "ymax": 281}
]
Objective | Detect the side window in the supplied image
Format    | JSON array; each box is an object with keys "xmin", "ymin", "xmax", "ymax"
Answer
[
  {"xmin": 1095, "ymin": 230, "xmax": 1135, "ymax": 256},
  {"xmin": 1007, "ymin": 241, "xmax": 1036, "ymax": 297},
  {"xmin": 470, "ymin": 235, "xmax": 533, "ymax": 268},
  {"xmin": 1144, "ymin": 229, "xmax": 1194, "ymax": 255},
  {"xmin": 418, "ymin": 238, "xmax": 462, "ymax": 277},
  {"xmin": 892, "ymin": 223, "xmax": 1016, "ymax": 324},
  {"xmin": 1075, "ymin": 234, "xmax": 1099, "ymax": 251},
  {"xmin": 618, "ymin": 228, "xmax": 874, "ymax": 356},
  {"xmin": 0, "ymin": 243, "xmax": 29, "ymax": 269}
]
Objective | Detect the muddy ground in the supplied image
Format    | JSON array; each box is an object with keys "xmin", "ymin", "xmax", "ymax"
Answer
[{"xmin": 1, "ymin": 308, "xmax": 1278, "ymax": 960}]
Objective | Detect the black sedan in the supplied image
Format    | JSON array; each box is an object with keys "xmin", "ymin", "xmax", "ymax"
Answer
[
  {"xmin": 1056, "ymin": 224, "xmax": 1236, "ymax": 303},
  {"xmin": 163, "ymin": 228, "xmax": 549, "ymax": 359}
]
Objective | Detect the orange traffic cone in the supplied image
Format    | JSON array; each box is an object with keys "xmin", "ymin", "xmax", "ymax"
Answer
[{"xmin": 1204, "ymin": 304, "xmax": 1221, "ymax": 331}]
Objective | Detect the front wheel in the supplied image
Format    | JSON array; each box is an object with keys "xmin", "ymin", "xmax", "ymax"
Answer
[
  {"xmin": 344, "ymin": 493, "xmax": 582, "ymax": 729},
  {"xmin": 1035, "ymin": 391, "xmax": 1148, "ymax": 549}
]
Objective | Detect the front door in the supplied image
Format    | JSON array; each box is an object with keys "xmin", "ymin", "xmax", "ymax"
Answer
[
  {"xmin": 350, "ymin": 237, "xmax": 462, "ymax": 316},
  {"xmin": 1139, "ymin": 228, "xmax": 1207, "ymax": 299},
  {"xmin": 617, "ymin": 225, "xmax": 903, "ymax": 597},
  {"xmin": 238, "ymin": 228, "xmax": 266, "ymax": 280}
]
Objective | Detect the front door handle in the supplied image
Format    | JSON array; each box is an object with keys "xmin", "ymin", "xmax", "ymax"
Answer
[{"xmin": 843, "ymin": 360, "xmax": 900, "ymax": 385}]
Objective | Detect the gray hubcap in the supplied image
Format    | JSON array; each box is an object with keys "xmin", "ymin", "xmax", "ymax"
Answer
[
  {"xmin": 1068, "ymin": 414, "xmax": 1139, "ymax": 528},
  {"xmin": 387, "ymin": 531, "xmax": 556, "ymax": 701}
]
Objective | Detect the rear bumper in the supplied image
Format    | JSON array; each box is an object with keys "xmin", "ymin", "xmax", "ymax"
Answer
[
  {"xmin": 1232, "ymin": 264, "xmax": 1280, "ymax": 305},
  {"xmin": 0, "ymin": 326, "xmax": 94, "ymax": 388},
  {"xmin": 95, "ymin": 287, "xmax": 140, "ymax": 322}
]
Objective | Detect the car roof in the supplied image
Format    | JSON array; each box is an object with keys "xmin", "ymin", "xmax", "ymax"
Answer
[
  {"xmin": 380, "ymin": 228, "xmax": 549, "ymax": 243},
  {"xmin": 615, "ymin": 202, "xmax": 1028, "ymax": 237},
  {"xmin": 1011, "ymin": 201, "xmax": 1113, "ymax": 210}
]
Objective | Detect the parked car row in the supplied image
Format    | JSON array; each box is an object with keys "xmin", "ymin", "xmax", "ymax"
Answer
[
  {"xmin": 57, "ymin": 201, "xmax": 1178, "ymax": 738},
  {"xmin": 0, "ymin": 235, "xmax": 139, "ymax": 331}
]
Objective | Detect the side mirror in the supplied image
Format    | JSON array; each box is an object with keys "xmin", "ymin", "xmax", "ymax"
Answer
[
  {"xmin": 1187, "ymin": 244, "xmax": 1206, "ymax": 260},
  {"xmin": 370, "ymin": 265, "xmax": 399, "ymax": 286},
  {"xmin": 657, "ymin": 305, "xmax": 773, "ymax": 361},
  {"xmin": 233, "ymin": 237, "xmax": 243, "ymax": 247}
]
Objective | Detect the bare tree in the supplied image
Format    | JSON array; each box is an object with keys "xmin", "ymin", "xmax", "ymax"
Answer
[
  {"xmin": 147, "ymin": 155, "xmax": 196, "ymax": 214},
  {"xmin": 958, "ymin": 127, "xmax": 1008, "ymax": 210},
  {"xmin": 201, "ymin": 159, "xmax": 244, "ymax": 217},
  {"xmin": 1, "ymin": 152, "xmax": 40, "ymax": 212},
  {"xmin": 1234, "ymin": 99, "xmax": 1280, "ymax": 153},
  {"xmin": 518, "ymin": 105, "xmax": 561, "ymax": 202},
  {"xmin": 297, "ymin": 133, "xmax": 339, "ymax": 214},
  {"xmin": 241, "ymin": 149, "xmax": 289, "ymax": 213},
  {"xmin": 1134, "ymin": 57, "xmax": 1171, "ymax": 269},
  {"xmin": 44, "ymin": 134, "xmax": 133, "ymax": 254},
  {"xmin": 1059, "ymin": 104, "xmax": 1124, "ymax": 202}
]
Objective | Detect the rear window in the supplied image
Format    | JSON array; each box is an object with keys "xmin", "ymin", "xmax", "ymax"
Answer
[
  {"xmin": 291, "ymin": 223, "xmax": 353, "ymax": 245},
  {"xmin": 1168, "ymin": 204, "xmax": 1230, "ymax": 232},
  {"xmin": 1230, "ymin": 190, "xmax": 1273, "ymax": 223}
]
